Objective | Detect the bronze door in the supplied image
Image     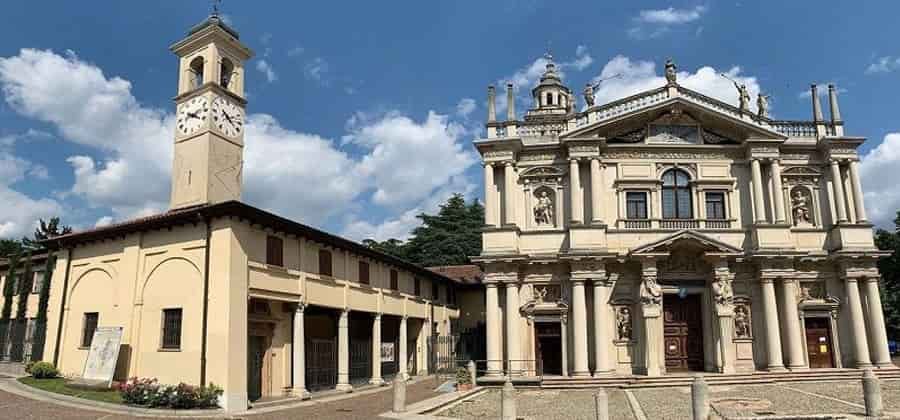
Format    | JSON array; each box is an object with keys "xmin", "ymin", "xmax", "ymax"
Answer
[
  {"xmin": 805, "ymin": 317, "xmax": 835, "ymax": 368},
  {"xmin": 663, "ymin": 294, "xmax": 704, "ymax": 372},
  {"xmin": 534, "ymin": 322, "xmax": 562, "ymax": 375}
]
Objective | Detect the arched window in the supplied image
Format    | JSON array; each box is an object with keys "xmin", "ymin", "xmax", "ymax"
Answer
[
  {"xmin": 220, "ymin": 58, "xmax": 234, "ymax": 89},
  {"xmin": 545, "ymin": 92, "xmax": 553, "ymax": 106},
  {"xmin": 189, "ymin": 57, "xmax": 205, "ymax": 88},
  {"xmin": 662, "ymin": 169, "xmax": 692, "ymax": 219}
]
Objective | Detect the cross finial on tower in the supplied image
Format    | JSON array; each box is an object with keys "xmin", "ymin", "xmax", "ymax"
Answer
[{"xmin": 212, "ymin": 0, "xmax": 223, "ymax": 17}]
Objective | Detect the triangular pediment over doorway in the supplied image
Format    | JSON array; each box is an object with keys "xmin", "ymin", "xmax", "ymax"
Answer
[
  {"xmin": 628, "ymin": 230, "xmax": 743, "ymax": 257},
  {"xmin": 562, "ymin": 86, "xmax": 788, "ymax": 143}
]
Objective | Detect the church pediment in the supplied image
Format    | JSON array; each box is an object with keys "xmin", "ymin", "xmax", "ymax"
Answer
[
  {"xmin": 562, "ymin": 89, "xmax": 787, "ymax": 143},
  {"xmin": 629, "ymin": 230, "xmax": 743, "ymax": 256}
]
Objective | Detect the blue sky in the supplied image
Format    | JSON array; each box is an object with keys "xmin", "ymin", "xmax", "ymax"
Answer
[{"xmin": 1, "ymin": 1, "xmax": 900, "ymax": 240}]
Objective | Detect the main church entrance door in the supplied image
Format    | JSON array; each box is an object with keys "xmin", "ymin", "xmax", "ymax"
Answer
[
  {"xmin": 663, "ymin": 294, "xmax": 704, "ymax": 372},
  {"xmin": 534, "ymin": 322, "xmax": 562, "ymax": 375}
]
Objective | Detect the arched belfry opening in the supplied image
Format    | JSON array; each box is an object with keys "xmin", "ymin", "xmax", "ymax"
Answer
[
  {"xmin": 220, "ymin": 57, "xmax": 235, "ymax": 90},
  {"xmin": 189, "ymin": 56, "xmax": 205, "ymax": 89}
]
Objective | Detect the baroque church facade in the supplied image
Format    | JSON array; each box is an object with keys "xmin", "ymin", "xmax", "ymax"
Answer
[
  {"xmin": 39, "ymin": 15, "xmax": 460, "ymax": 411},
  {"xmin": 473, "ymin": 56, "xmax": 891, "ymax": 378}
]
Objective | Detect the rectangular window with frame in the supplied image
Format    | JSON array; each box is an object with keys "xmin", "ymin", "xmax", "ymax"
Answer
[
  {"xmin": 161, "ymin": 308, "xmax": 182, "ymax": 350},
  {"xmin": 626, "ymin": 192, "xmax": 648, "ymax": 219},
  {"xmin": 318, "ymin": 249, "xmax": 333, "ymax": 277},
  {"xmin": 705, "ymin": 192, "xmax": 727, "ymax": 220},
  {"xmin": 81, "ymin": 312, "xmax": 98, "ymax": 348},
  {"xmin": 413, "ymin": 277, "xmax": 421, "ymax": 296},
  {"xmin": 31, "ymin": 271, "xmax": 42, "ymax": 294},
  {"xmin": 359, "ymin": 261, "xmax": 370, "ymax": 285},
  {"xmin": 390, "ymin": 269, "xmax": 399, "ymax": 291},
  {"xmin": 266, "ymin": 235, "xmax": 284, "ymax": 267}
]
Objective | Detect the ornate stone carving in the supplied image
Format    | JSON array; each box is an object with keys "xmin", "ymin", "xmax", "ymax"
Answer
[
  {"xmin": 616, "ymin": 306, "xmax": 633, "ymax": 340},
  {"xmin": 533, "ymin": 189, "xmax": 554, "ymax": 226},
  {"xmin": 640, "ymin": 275, "xmax": 662, "ymax": 306},
  {"xmin": 791, "ymin": 187, "xmax": 813, "ymax": 226},
  {"xmin": 532, "ymin": 284, "xmax": 561, "ymax": 303},
  {"xmin": 608, "ymin": 128, "xmax": 645, "ymax": 143},
  {"xmin": 712, "ymin": 275, "xmax": 734, "ymax": 306},
  {"xmin": 734, "ymin": 303, "xmax": 752, "ymax": 338},
  {"xmin": 757, "ymin": 94, "xmax": 770, "ymax": 119},
  {"xmin": 484, "ymin": 150, "xmax": 514, "ymax": 161},
  {"xmin": 665, "ymin": 59, "xmax": 677, "ymax": 85},
  {"xmin": 520, "ymin": 152, "xmax": 558, "ymax": 162},
  {"xmin": 799, "ymin": 281, "xmax": 826, "ymax": 301},
  {"xmin": 604, "ymin": 149, "xmax": 741, "ymax": 160},
  {"xmin": 583, "ymin": 83, "xmax": 596, "ymax": 107},
  {"xmin": 730, "ymin": 79, "xmax": 751, "ymax": 113}
]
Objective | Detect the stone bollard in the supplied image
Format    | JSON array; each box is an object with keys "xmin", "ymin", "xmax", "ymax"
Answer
[
  {"xmin": 501, "ymin": 378, "xmax": 517, "ymax": 420},
  {"xmin": 691, "ymin": 375, "xmax": 709, "ymax": 420},
  {"xmin": 468, "ymin": 360, "xmax": 477, "ymax": 387},
  {"xmin": 862, "ymin": 369, "xmax": 883, "ymax": 417},
  {"xmin": 594, "ymin": 389, "xmax": 609, "ymax": 420},
  {"xmin": 392, "ymin": 377, "xmax": 406, "ymax": 413}
]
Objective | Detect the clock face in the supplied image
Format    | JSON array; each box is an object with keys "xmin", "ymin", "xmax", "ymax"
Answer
[
  {"xmin": 212, "ymin": 97, "xmax": 244, "ymax": 138},
  {"xmin": 176, "ymin": 96, "xmax": 209, "ymax": 136}
]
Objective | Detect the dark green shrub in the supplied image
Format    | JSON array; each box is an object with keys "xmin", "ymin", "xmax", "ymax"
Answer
[{"xmin": 29, "ymin": 361, "xmax": 58, "ymax": 379}]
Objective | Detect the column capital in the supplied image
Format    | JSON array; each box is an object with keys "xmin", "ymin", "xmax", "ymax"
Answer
[
  {"xmin": 295, "ymin": 302, "xmax": 307, "ymax": 313},
  {"xmin": 504, "ymin": 160, "xmax": 516, "ymax": 167},
  {"xmin": 504, "ymin": 280, "xmax": 520, "ymax": 288},
  {"xmin": 570, "ymin": 278, "xmax": 587, "ymax": 286},
  {"xmin": 759, "ymin": 277, "xmax": 775, "ymax": 284},
  {"xmin": 862, "ymin": 276, "xmax": 881, "ymax": 284},
  {"xmin": 482, "ymin": 161, "xmax": 494, "ymax": 168}
]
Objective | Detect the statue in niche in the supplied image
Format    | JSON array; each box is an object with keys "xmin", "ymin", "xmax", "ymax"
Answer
[
  {"xmin": 665, "ymin": 58, "xmax": 677, "ymax": 85},
  {"xmin": 734, "ymin": 304, "xmax": 751, "ymax": 338},
  {"xmin": 533, "ymin": 191, "xmax": 554, "ymax": 226},
  {"xmin": 756, "ymin": 93, "xmax": 770, "ymax": 119},
  {"xmin": 534, "ymin": 286, "xmax": 548, "ymax": 303},
  {"xmin": 616, "ymin": 307, "xmax": 632, "ymax": 340},
  {"xmin": 640, "ymin": 276, "xmax": 662, "ymax": 306},
  {"xmin": 791, "ymin": 189, "xmax": 812, "ymax": 226}
]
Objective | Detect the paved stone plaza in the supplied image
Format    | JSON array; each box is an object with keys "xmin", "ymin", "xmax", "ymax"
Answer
[{"xmin": 439, "ymin": 380, "xmax": 900, "ymax": 419}]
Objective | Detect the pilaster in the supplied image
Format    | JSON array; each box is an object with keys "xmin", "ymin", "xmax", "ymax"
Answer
[{"xmin": 638, "ymin": 259, "xmax": 663, "ymax": 376}]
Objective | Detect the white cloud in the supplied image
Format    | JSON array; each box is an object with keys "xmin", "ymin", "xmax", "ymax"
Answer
[
  {"xmin": 865, "ymin": 56, "xmax": 900, "ymax": 74},
  {"xmin": 304, "ymin": 57, "xmax": 329, "ymax": 82},
  {"xmin": 629, "ymin": 6, "xmax": 707, "ymax": 40},
  {"xmin": 0, "ymin": 136, "xmax": 62, "ymax": 238},
  {"xmin": 94, "ymin": 216, "xmax": 113, "ymax": 228},
  {"xmin": 860, "ymin": 133, "xmax": 900, "ymax": 229},
  {"xmin": 0, "ymin": 48, "xmax": 477, "ymax": 239},
  {"xmin": 255, "ymin": 59, "xmax": 277, "ymax": 82},
  {"xmin": 456, "ymin": 98, "xmax": 476, "ymax": 118},
  {"xmin": 287, "ymin": 46, "xmax": 305, "ymax": 57},
  {"xmin": 589, "ymin": 55, "xmax": 763, "ymax": 112}
]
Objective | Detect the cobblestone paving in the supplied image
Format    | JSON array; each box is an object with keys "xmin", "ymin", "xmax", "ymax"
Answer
[
  {"xmin": 0, "ymin": 377, "xmax": 441, "ymax": 420},
  {"xmin": 632, "ymin": 387, "xmax": 692, "ymax": 419},
  {"xmin": 710, "ymin": 384, "xmax": 865, "ymax": 418},
  {"xmin": 785, "ymin": 379, "xmax": 900, "ymax": 413},
  {"xmin": 439, "ymin": 388, "xmax": 635, "ymax": 420}
]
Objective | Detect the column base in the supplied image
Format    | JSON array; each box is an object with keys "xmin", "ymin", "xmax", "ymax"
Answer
[
  {"xmin": 572, "ymin": 371, "xmax": 591, "ymax": 377},
  {"xmin": 854, "ymin": 362, "xmax": 874, "ymax": 369},
  {"xmin": 592, "ymin": 370, "xmax": 614, "ymax": 377},
  {"xmin": 369, "ymin": 378, "xmax": 385, "ymax": 386},
  {"xmin": 335, "ymin": 383, "xmax": 354, "ymax": 393},
  {"xmin": 766, "ymin": 365, "xmax": 787, "ymax": 372},
  {"xmin": 875, "ymin": 362, "xmax": 896, "ymax": 368},
  {"xmin": 292, "ymin": 388, "xmax": 312, "ymax": 400},
  {"xmin": 786, "ymin": 365, "xmax": 809, "ymax": 371}
]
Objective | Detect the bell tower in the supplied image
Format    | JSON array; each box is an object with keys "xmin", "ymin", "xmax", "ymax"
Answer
[{"xmin": 168, "ymin": 12, "xmax": 253, "ymax": 210}]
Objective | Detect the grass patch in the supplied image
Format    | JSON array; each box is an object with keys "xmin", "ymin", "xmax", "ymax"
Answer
[{"xmin": 19, "ymin": 377, "xmax": 122, "ymax": 404}]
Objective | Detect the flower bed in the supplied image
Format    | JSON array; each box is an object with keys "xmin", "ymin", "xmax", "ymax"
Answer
[{"xmin": 118, "ymin": 377, "xmax": 222, "ymax": 409}]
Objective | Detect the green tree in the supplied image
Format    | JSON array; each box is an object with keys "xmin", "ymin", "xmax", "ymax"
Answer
[
  {"xmin": 22, "ymin": 217, "xmax": 72, "ymax": 250},
  {"xmin": 0, "ymin": 239, "xmax": 23, "ymax": 258},
  {"xmin": 362, "ymin": 194, "xmax": 484, "ymax": 267},
  {"xmin": 875, "ymin": 211, "xmax": 900, "ymax": 340}
]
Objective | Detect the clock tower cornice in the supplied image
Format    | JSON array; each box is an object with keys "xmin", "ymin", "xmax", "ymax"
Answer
[{"xmin": 174, "ymin": 82, "xmax": 248, "ymax": 106}]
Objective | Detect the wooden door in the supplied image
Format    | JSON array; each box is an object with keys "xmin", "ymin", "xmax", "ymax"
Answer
[
  {"xmin": 663, "ymin": 294, "xmax": 704, "ymax": 372},
  {"xmin": 247, "ymin": 335, "xmax": 266, "ymax": 401},
  {"xmin": 805, "ymin": 317, "xmax": 835, "ymax": 368},
  {"xmin": 534, "ymin": 322, "xmax": 562, "ymax": 375}
]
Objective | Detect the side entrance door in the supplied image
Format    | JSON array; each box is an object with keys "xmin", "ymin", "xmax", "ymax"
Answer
[
  {"xmin": 805, "ymin": 317, "xmax": 835, "ymax": 368},
  {"xmin": 663, "ymin": 294, "xmax": 704, "ymax": 372},
  {"xmin": 534, "ymin": 322, "xmax": 562, "ymax": 376},
  {"xmin": 247, "ymin": 335, "xmax": 266, "ymax": 401}
]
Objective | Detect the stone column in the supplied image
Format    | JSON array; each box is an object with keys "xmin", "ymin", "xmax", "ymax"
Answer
[
  {"xmin": 484, "ymin": 163, "xmax": 498, "ymax": 227},
  {"xmin": 593, "ymin": 276, "xmax": 613, "ymax": 375},
  {"xmin": 504, "ymin": 162, "xmax": 517, "ymax": 226},
  {"xmin": 830, "ymin": 160, "xmax": 848, "ymax": 223},
  {"xmin": 399, "ymin": 315, "xmax": 409, "ymax": 380},
  {"xmin": 862, "ymin": 278, "xmax": 892, "ymax": 367},
  {"xmin": 760, "ymin": 278, "xmax": 786, "ymax": 371},
  {"xmin": 370, "ymin": 314, "xmax": 384, "ymax": 385},
  {"xmin": 292, "ymin": 304, "xmax": 311, "ymax": 398},
  {"xmin": 779, "ymin": 279, "xmax": 808, "ymax": 370},
  {"xmin": 485, "ymin": 283, "xmax": 502, "ymax": 376},
  {"xmin": 336, "ymin": 309, "xmax": 353, "ymax": 391},
  {"xmin": 844, "ymin": 277, "xmax": 873, "ymax": 368},
  {"xmin": 505, "ymin": 281, "xmax": 521, "ymax": 374},
  {"xmin": 571, "ymin": 279, "xmax": 590, "ymax": 377},
  {"xmin": 770, "ymin": 159, "xmax": 787, "ymax": 224},
  {"xmin": 848, "ymin": 160, "xmax": 868, "ymax": 223},
  {"xmin": 570, "ymin": 159, "xmax": 583, "ymax": 224},
  {"xmin": 487, "ymin": 85, "xmax": 497, "ymax": 122},
  {"xmin": 750, "ymin": 159, "xmax": 767, "ymax": 223},
  {"xmin": 560, "ymin": 317, "xmax": 569, "ymax": 376},
  {"xmin": 640, "ymin": 261, "xmax": 663, "ymax": 376},
  {"xmin": 590, "ymin": 158, "xmax": 604, "ymax": 224}
]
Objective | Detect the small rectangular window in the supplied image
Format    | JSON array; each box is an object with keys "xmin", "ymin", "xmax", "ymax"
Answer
[
  {"xmin": 81, "ymin": 312, "xmax": 98, "ymax": 348},
  {"xmin": 31, "ymin": 271, "xmax": 42, "ymax": 294},
  {"xmin": 359, "ymin": 261, "xmax": 370, "ymax": 285},
  {"xmin": 318, "ymin": 250, "xmax": 333, "ymax": 277},
  {"xmin": 706, "ymin": 192, "xmax": 726, "ymax": 220},
  {"xmin": 266, "ymin": 236, "xmax": 284, "ymax": 267},
  {"xmin": 414, "ymin": 277, "xmax": 421, "ymax": 296},
  {"xmin": 390, "ymin": 270, "xmax": 399, "ymax": 291},
  {"xmin": 161, "ymin": 308, "xmax": 182, "ymax": 350},
  {"xmin": 626, "ymin": 192, "xmax": 648, "ymax": 219}
]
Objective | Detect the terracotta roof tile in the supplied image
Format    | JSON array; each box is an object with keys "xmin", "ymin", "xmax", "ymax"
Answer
[{"xmin": 427, "ymin": 264, "xmax": 483, "ymax": 285}]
